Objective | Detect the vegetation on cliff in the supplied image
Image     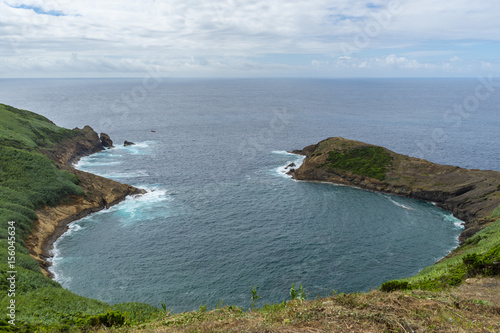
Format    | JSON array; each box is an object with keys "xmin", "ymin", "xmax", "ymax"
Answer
[
  {"xmin": 325, "ymin": 146, "xmax": 392, "ymax": 181},
  {"xmin": 0, "ymin": 104, "xmax": 158, "ymax": 330}
]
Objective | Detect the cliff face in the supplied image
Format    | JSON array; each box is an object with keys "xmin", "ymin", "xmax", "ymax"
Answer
[
  {"xmin": 291, "ymin": 137, "xmax": 500, "ymax": 243},
  {"xmin": 27, "ymin": 126, "xmax": 144, "ymax": 277}
]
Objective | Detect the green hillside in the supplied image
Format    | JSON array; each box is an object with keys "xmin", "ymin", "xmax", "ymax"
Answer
[{"xmin": 0, "ymin": 104, "xmax": 159, "ymax": 331}]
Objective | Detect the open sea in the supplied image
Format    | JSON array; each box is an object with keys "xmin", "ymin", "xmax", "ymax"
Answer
[{"xmin": 1, "ymin": 78, "xmax": 498, "ymax": 312}]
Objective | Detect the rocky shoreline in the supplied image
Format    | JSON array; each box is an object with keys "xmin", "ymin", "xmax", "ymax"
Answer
[
  {"xmin": 290, "ymin": 137, "xmax": 500, "ymax": 243},
  {"xmin": 26, "ymin": 126, "xmax": 144, "ymax": 277}
]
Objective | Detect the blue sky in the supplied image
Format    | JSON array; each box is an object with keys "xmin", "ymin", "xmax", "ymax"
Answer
[{"xmin": 1, "ymin": 0, "xmax": 499, "ymax": 78}]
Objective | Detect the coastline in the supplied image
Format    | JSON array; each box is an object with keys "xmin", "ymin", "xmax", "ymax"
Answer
[
  {"xmin": 290, "ymin": 137, "xmax": 500, "ymax": 244},
  {"xmin": 26, "ymin": 126, "xmax": 145, "ymax": 277}
]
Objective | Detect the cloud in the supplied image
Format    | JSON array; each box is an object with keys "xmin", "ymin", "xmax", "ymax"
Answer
[{"xmin": 0, "ymin": 0, "xmax": 500, "ymax": 77}]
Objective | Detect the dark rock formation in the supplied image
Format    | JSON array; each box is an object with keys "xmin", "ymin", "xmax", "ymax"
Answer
[
  {"xmin": 285, "ymin": 162, "xmax": 296, "ymax": 169},
  {"xmin": 41, "ymin": 125, "xmax": 104, "ymax": 167},
  {"xmin": 124, "ymin": 140, "xmax": 136, "ymax": 146},
  {"xmin": 100, "ymin": 132, "xmax": 114, "ymax": 148},
  {"xmin": 292, "ymin": 137, "xmax": 500, "ymax": 243}
]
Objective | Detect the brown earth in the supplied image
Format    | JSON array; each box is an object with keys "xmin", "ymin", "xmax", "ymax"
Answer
[
  {"xmin": 25, "ymin": 126, "xmax": 144, "ymax": 277},
  {"xmin": 290, "ymin": 137, "xmax": 500, "ymax": 243}
]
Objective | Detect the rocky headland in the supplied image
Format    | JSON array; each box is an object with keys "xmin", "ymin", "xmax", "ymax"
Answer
[
  {"xmin": 26, "ymin": 126, "xmax": 144, "ymax": 277},
  {"xmin": 290, "ymin": 137, "xmax": 500, "ymax": 243}
]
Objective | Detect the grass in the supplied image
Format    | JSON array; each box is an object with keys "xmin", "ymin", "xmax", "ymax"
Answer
[
  {"xmin": 492, "ymin": 204, "xmax": 500, "ymax": 218},
  {"xmin": 0, "ymin": 104, "xmax": 159, "ymax": 330},
  {"xmin": 115, "ymin": 288, "xmax": 500, "ymax": 332},
  {"xmin": 326, "ymin": 146, "xmax": 392, "ymax": 181}
]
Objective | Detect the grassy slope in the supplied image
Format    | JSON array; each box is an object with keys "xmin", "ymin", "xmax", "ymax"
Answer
[
  {"xmin": 0, "ymin": 104, "xmax": 158, "ymax": 331},
  {"xmin": 114, "ymin": 286, "xmax": 500, "ymax": 332}
]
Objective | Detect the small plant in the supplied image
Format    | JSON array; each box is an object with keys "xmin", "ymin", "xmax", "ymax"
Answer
[
  {"xmin": 290, "ymin": 283, "xmax": 304, "ymax": 300},
  {"xmin": 472, "ymin": 299, "xmax": 490, "ymax": 305},
  {"xmin": 251, "ymin": 286, "xmax": 261, "ymax": 309},
  {"xmin": 87, "ymin": 310, "xmax": 126, "ymax": 327},
  {"xmin": 462, "ymin": 253, "xmax": 484, "ymax": 272},
  {"xmin": 300, "ymin": 284, "xmax": 306, "ymax": 300},
  {"xmin": 199, "ymin": 304, "xmax": 207, "ymax": 313},
  {"xmin": 290, "ymin": 283, "xmax": 305, "ymax": 300}
]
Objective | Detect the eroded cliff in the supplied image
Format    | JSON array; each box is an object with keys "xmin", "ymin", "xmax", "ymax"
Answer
[{"xmin": 26, "ymin": 126, "xmax": 144, "ymax": 277}]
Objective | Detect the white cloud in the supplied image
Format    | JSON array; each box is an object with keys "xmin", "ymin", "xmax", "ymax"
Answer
[{"xmin": 1, "ymin": 0, "xmax": 500, "ymax": 77}]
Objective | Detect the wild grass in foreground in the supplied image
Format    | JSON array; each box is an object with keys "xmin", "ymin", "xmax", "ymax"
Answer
[{"xmin": 98, "ymin": 282, "xmax": 499, "ymax": 333}]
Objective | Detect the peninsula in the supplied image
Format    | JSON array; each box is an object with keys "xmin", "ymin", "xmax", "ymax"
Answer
[{"xmin": 290, "ymin": 137, "xmax": 500, "ymax": 243}]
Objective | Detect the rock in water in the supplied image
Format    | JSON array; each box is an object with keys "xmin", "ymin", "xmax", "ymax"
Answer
[
  {"xmin": 124, "ymin": 140, "xmax": 136, "ymax": 146},
  {"xmin": 100, "ymin": 133, "xmax": 114, "ymax": 148}
]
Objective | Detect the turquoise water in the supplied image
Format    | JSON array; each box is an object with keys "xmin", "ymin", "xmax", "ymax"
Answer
[{"xmin": 0, "ymin": 78, "xmax": 493, "ymax": 312}]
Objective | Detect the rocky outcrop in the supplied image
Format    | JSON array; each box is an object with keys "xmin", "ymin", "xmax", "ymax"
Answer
[
  {"xmin": 28, "ymin": 126, "xmax": 144, "ymax": 277},
  {"xmin": 124, "ymin": 140, "xmax": 136, "ymax": 146},
  {"xmin": 42, "ymin": 125, "xmax": 104, "ymax": 169},
  {"xmin": 100, "ymin": 132, "xmax": 114, "ymax": 148},
  {"xmin": 290, "ymin": 137, "xmax": 500, "ymax": 243}
]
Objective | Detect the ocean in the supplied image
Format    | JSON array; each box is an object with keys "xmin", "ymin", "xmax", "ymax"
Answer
[{"xmin": 1, "ymin": 78, "xmax": 498, "ymax": 312}]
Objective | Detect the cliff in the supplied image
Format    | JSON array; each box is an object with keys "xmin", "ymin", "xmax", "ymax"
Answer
[
  {"xmin": 290, "ymin": 137, "xmax": 500, "ymax": 243},
  {"xmin": 26, "ymin": 125, "xmax": 144, "ymax": 277}
]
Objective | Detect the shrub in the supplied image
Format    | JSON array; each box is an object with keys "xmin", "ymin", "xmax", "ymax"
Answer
[
  {"xmin": 87, "ymin": 310, "xmax": 126, "ymax": 327},
  {"xmin": 380, "ymin": 280, "xmax": 409, "ymax": 292},
  {"xmin": 326, "ymin": 146, "xmax": 392, "ymax": 181}
]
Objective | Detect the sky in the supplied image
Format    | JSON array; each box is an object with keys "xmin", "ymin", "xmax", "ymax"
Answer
[{"xmin": 1, "ymin": 0, "xmax": 499, "ymax": 78}]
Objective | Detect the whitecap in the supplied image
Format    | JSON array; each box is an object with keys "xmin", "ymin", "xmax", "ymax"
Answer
[
  {"xmin": 76, "ymin": 161, "xmax": 122, "ymax": 167},
  {"xmin": 49, "ymin": 222, "xmax": 85, "ymax": 285},
  {"xmin": 386, "ymin": 196, "xmax": 414, "ymax": 211},
  {"xmin": 272, "ymin": 150, "xmax": 300, "ymax": 156},
  {"xmin": 96, "ymin": 170, "xmax": 149, "ymax": 179},
  {"xmin": 443, "ymin": 213, "xmax": 465, "ymax": 229},
  {"xmin": 274, "ymin": 152, "xmax": 305, "ymax": 179},
  {"xmin": 113, "ymin": 141, "xmax": 156, "ymax": 155},
  {"xmin": 100, "ymin": 185, "xmax": 173, "ymax": 224}
]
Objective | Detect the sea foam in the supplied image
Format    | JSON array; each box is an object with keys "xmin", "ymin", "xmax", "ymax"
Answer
[
  {"xmin": 386, "ymin": 196, "xmax": 414, "ymax": 211},
  {"xmin": 273, "ymin": 151, "xmax": 305, "ymax": 179}
]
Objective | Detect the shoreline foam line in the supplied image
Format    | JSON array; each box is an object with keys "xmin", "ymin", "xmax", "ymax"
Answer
[
  {"xmin": 273, "ymin": 150, "xmax": 306, "ymax": 179},
  {"xmin": 27, "ymin": 125, "xmax": 146, "ymax": 278}
]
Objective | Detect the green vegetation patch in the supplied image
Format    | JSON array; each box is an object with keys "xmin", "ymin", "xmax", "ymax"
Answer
[
  {"xmin": 0, "ymin": 104, "xmax": 158, "ymax": 329},
  {"xmin": 491, "ymin": 204, "xmax": 500, "ymax": 218},
  {"xmin": 0, "ymin": 103, "xmax": 76, "ymax": 150},
  {"xmin": 325, "ymin": 146, "xmax": 392, "ymax": 181}
]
